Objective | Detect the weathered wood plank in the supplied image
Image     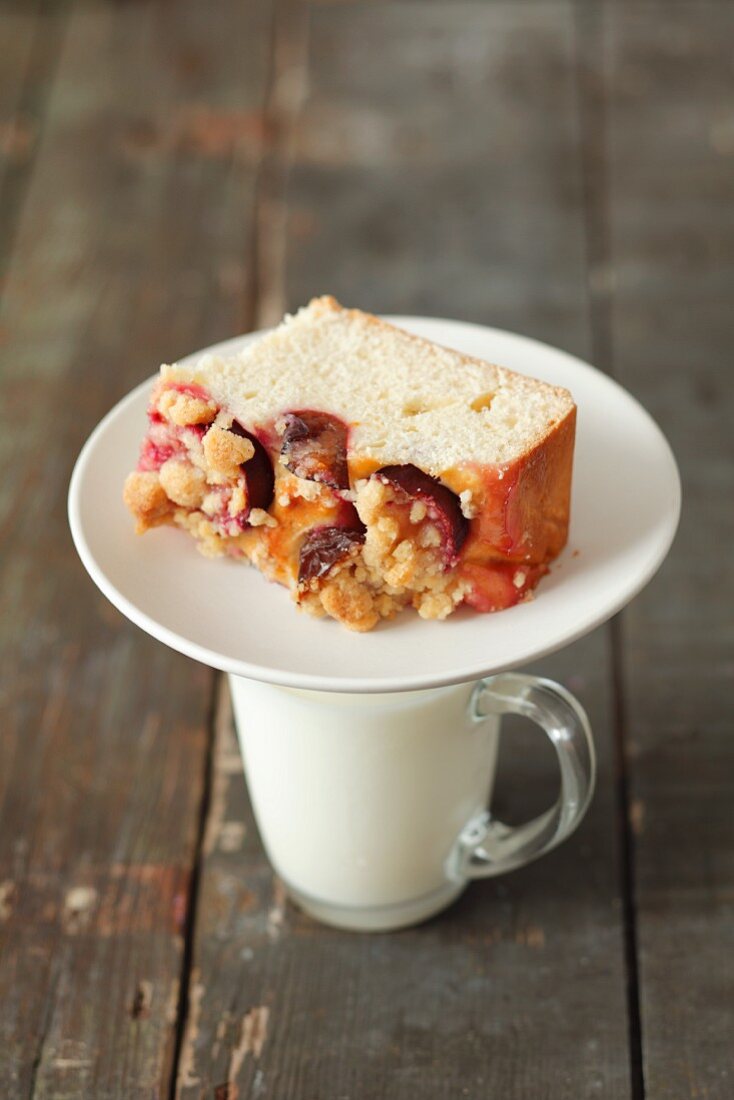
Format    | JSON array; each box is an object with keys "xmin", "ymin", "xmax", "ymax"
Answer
[
  {"xmin": 280, "ymin": 0, "xmax": 592, "ymax": 357},
  {"xmin": 0, "ymin": 3, "xmax": 66, "ymax": 282},
  {"xmin": 590, "ymin": 5, "xmax": 734, "ymax": 1097},
  {"xmin": 181, "ymin": 4, "xmax": 632, "ymax": 1097},
  {"xmin": 0, "ymin": 0, "xmax": 272, "ymax": 1094}
]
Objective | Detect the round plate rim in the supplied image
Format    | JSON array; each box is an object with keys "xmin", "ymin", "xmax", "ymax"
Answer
[{"xmin": 68, "ymin": 317, "xmax": 681, "ymax": 693}]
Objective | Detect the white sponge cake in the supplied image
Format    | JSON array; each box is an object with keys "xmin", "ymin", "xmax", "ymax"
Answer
[
  {"xmin": 166, "ymin": 296, "xmax": 573, "ymax": 475},
  {"xmin": 124, "ymin": 297, "xmax": 576, "ymax": 631}
]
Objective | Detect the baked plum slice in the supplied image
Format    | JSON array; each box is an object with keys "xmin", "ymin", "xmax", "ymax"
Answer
[
  {"xmin": 280, "ymin": 410, "xmax": 349, "ymax": 491},
  {"xmin": 230, "ymin": 420, "xmax": 275, "ymax": 512},
  {"xmin": 374, "ymin": 464, "xmax": 469, "ymax": 567},
  {"xmin": 461, "ymin": 561, "xmax": 546, "ymax": 612},
  {"xmin": 298, "ymin": 522, "xmax": 366, "ymax": 585}
]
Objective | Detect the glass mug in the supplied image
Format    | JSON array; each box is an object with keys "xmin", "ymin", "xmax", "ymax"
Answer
[{"xmin": 229, "ymin": 672, "xmax": 595, "ymax": 932}]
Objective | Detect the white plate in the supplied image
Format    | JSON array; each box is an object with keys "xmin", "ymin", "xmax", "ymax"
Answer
[{"xmin": 69, "ymin": 318, "xmax": 680, "ymax": 693}]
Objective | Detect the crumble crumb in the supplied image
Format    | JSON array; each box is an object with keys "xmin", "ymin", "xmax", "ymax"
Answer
[
  {"xmin": 228, "ymin": 484, "xmax": 248, "ymax": 517},
  {"xmin": 376, "ymin": 515, "xmax": 400, "ymax": 541},
  {"xmin": 201, "ymin": 491, "xmax": 222, "ymax": 518},
  {"xmin": 159, "ymin": 458, "xmax": 206, "ymax": 508},
  {"xmin": 418, "ymin": 524, "xmax": 441, "ymax": 549},
  {"xmin": 459, "ymin": 489, "xmax": 477, "ymax": 518},
  {"xmin": 213, "ymin": 409, "xmax": 234, "ymax": 430},
  {"xmin": 415, "ymin": 590, "xmax": 454, "ymax": 620},
  {"xmin": 318, "ymin": 571, "xmax": 380, "ymax": 632},
  {"xmin": 158, "ymin": 389, "xmax": 217, "ymax": 427},
  {"xmin": 249, "ymin": 508, "xmax": 278, "ymax": 528},
  {"xmin": 291, "ymin": 477, "xmax": 322, "ymax": 502},
  {"xmin": 393, "ymin": 539, "xmax": 414, "ymax": 562},
  {"xmin": 202, "ymin": 425, "xmax": 255, "ymax": 479},
  {"xmin": 123, "ymin": 471, "xmax": 171, "ymax": 532}
]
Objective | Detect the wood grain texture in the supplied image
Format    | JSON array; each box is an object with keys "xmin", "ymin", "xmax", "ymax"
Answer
[
  {"xmin": 281, "ymin": 1, "xmax": 591, "ymax": 357},
  {"xmin": 0, "ymin": 2, "xmax": 67, "ymax": 285},
  {"xmin": 0, "ymin": 7, "xmax": 40, "ymax": 192},
  {"xmin": 180, "ymin": 4, "xmax": 632, "ymax": 1097},
  {"xmin": 589, "ymin": 5, "xmax": 734, "ymax": 1097},
  {"xmin": 0, "ymin": 0, "xmax": 271, "ymax": 1094},
  {"xmin": 3, "ymin": 0, "xmax": 730, "ymax": 1096}
]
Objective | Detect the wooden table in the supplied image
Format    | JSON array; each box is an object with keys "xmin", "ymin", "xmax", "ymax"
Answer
[{"xmin": 1, "ymin": 2, "xmax": 731, "ymax": 1097}]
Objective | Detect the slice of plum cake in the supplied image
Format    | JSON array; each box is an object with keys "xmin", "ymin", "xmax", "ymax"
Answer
[{"xmin": 124, "ymin": 296, "xmax": 576, "ymax": 631}]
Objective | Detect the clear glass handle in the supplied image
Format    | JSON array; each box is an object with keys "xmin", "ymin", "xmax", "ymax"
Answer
[{"xmin": 449, "ymin": 672, "xmax": 596, "ymax": 880}]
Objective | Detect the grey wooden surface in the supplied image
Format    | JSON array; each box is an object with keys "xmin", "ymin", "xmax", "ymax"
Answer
[{"xmin": 0, "ymin": 2, "xmax": 731, "ymax": 1098}]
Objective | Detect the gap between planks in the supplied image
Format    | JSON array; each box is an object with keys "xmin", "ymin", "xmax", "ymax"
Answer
[
  {"xmin": 167, "ymin": 677, "xmax": 224, "ymax": 1100},
  {"xmin": 572, "ymin": 5, "xmax": 645, "ymax": 1098},
  {"xmin": 249, "ymin": 0, "xmax": 311, "ymax": 332},
  {"xmin": 169, "ymin": 2, "xmax": 310, "ymax": 1095}
]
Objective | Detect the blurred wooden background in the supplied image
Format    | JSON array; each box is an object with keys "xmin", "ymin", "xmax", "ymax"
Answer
[{"xmin": 0, "ymin": 1, "xmax": 732, "ymax": 1097}]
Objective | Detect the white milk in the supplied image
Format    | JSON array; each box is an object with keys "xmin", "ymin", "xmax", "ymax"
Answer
[{"xmin": 229, "ymin": 676, "xmax": 500, "ymax": 924}]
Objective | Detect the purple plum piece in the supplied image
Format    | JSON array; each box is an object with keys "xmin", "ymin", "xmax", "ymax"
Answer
[
  {"xmin": 298, "ymin": 525, "xmax": 366, "ymax": 585},
  {"xmin": 374, "ymin": 464, "xmax": 469, "ymax": 566},
  {"xmin": 229, "ymin": 420, "xmax": 275, "ymax": 512},
  {"xmin": 281, "ymin": 411, "xmax": 350, "ymax": 491}
]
